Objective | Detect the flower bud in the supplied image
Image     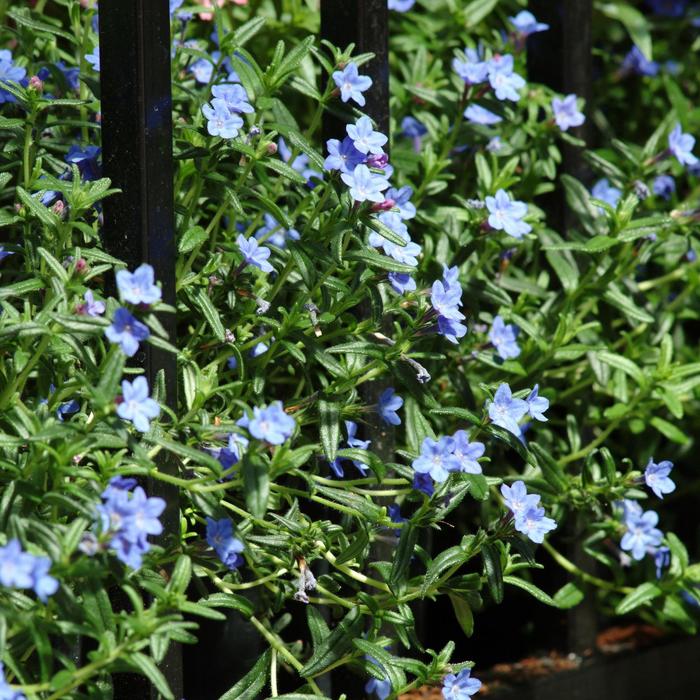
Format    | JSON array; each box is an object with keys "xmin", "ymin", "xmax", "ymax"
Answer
[
  {"xmin": 28, "ymin": 75, "xmax": 43, "ymax": 93},
  {"xmin": 371, "ymin": 198, "xmax": 395, "ymax": 213},
  {"xmin": 367, "ymin": 153, "xmax": 389, "ymax": 168},
  {"xmin": 52, "ymin": 200, "xmax": 66, "ymax": 218},
  {"xmin": 265, "ymin": 142, "xmax": 278, "ymax": 155}
]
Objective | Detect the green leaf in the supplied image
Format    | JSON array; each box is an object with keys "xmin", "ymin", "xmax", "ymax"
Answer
[
  {"xmin": 597, "ymin": 351, "xmax": 645, "ymax": 385},
  {"xmin": 231, "ymin": 17, "xmax": 267, "ymax": 47},
  {"xmin": 598, "ymin": 3, "xmax": 652, "ymax": 60},
  {"xmin": 366, "ymin": 215, "xmax": 409, "ymax": 247},
  {"xmin": 200, "ymin": 592, "xmax": 254, "ymax": 618},
  {"xmin": 190, "ymin": 287, "xmax": 226, "ymax": 341},
  {"xmin": 219, "ymin": 649, "xmax": 271, "ymax": 700},
  {"xmin": 463, "ymin": 0, "xmax": 499, "ymax": 27},
  {"xmin": 615, "ymin": 582, "xmax": 662, "ymax": 615},
  {"xmin": 6, "ymin": 7, "xmax": 77, "ymax": 43},
  {"xmin": 553, "ymin": 582, "xmax": 584, "ymax": 609},
  {"xmin": 179, "ymin": 225, "xmax": 209, "ymax": 253},
  {"xmin": 17, "ymin": 186, "xmax": 60, "ymax": 228},
  {"xmin": 481, "ymin": 542, "xmax": 503, "ymax": 604},
  {"xmin": 129, "ymin": 653, "xmax": 174, "ymax": 700},
  {"xmin": 353, "ymin": 639, "xmax": 406, "ymax": 692},
  {"xmin": 306, "ymin": 605, "xmax": 330, "ymax": 651},
  {"xmin": 390, "ymin": 520, "xmax": 419, "ymax": 591},
  {"xmin": 37, "ymin": 247, "xmax": 69, "ymax": 283},
  {"xmin": 300, "ymin": 607, "xmax": 363, "ymax": 677},
  {"xmin": 242, "ymin": 452, "xmax": 269, "ymax": 519},
  {"xmin": 318, "ymin": 398, "xmax": 340, "ymax": 462},
  {"xmin": 421, "ymin": 546, "xmax": 472, "ymax": 597},
  {"xmin": 650, "ymin": 416, "xmax": 689, "ymax": 444},
  {"xmin": 448, "ymin": 593, "xmax": 475, "ymax": 637},
  {"xmin": 503, "ymin": 575, "xmax": 558, "ymax": 607},
  {"xmin": 168, "ymin": 555, "xmax": 192, "ymax": 595}
]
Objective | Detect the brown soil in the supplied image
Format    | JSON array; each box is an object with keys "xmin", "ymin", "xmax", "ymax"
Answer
[{"xmin": 399, "ymin": 624, "xmax": 667, "ymax": 698}]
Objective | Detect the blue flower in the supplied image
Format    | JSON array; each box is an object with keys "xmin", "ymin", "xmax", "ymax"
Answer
[
  {"xmin": 464, "ymin": 104, "xmax": 502, "ymax": 125},
  {"xmin": 453, "ymin": 47, "xmax": 489, "ymax": 85},
  {"xmin": 385, "ymin": 185, "xmax": 416, "ymax": 219},
  {"xmin": 212, "ymin": 432, "xmax": 248, "ymax": 471},
  {"xmin": 668, "ymin": 123, "xmax": 698, "ymax": 166},
  {"xmin": 488, "ymin": 315, "xmax": 520, "ymax": 360},
  {"xmin": 0, "ymin": 539, "xmax": 58, "ymax": 604},
  {"xmin": 413, "ymin": 436, "xmax": 460, "ymax": 483},
  {"xmin": 591, "ymin": 178, "xmax": 622, "ymax": 209},
  {"xmin": 488, "ymin": 383, "xmax": 528, "ymax": 435},
  {"xmin": 652, "ymin": 174, "xmax": 675, "ymax": 199},
  {"xmin": 255, "ymin": 213, "xmax": 300, "ymax": 248},
  {"xmin": 206, "ymin": 518, "xmax": 245, "ymax": 570},
  {"xmin": 442, "ymin": 668, "xmax": 482, "ymax": 699},
  {"xmin": 552, "ymin": 94, "xmax": 585, "ymax": 132},
  {"xmin": 66, "ymin": 144, "xmax": 101, "ymax": 181},
  {"xmin": 655, "ymin": 546, "xmax": 671, "ymax": 578},
  {"xmin": 451, "ymin": 430, "xmax": 485, "ymax": 474},
  {"xmin": 644, "ymin": 458, "xmax": 676, "ymax": 498},
  {"xmin": 56, "ymin": 397, "xmax": 80, "ymax": 421},
  {"xmin": 333, "ymin": 62, "xmax": 373, "ymax": 106},
  {"xmin": 250, "ymin": 340, "xmax": 270, "ymax": 357},
  {"xmin": 377, "ymin": 388, "xmax": 403, "ymax": 426},
  {"xmin": 621, "ymin": 46, "xmax": 658, "ymax": 77},
  {"xmin": 78, "ymin": 290, "xmax": 106, "ymax": 317},
  {"xmin": 341, "ymin": 164, "xmax": 390, "ymax": 203},
  {"xmin": 485, "ymin": 189, "xmax": 531, "ymax": 239},
  {"xmin": 0, "ymin": 49, "xmax": 27, "ymax": 104},
  {"xmin": 0, "ymin": 660, "xmax": 26, "ymax": 699},
  {"xmin": 387, "ymin": 272, "xmax": 416, "ymax": 294},
  {"xmin": 237, "ymin": 234, "xmax": 274, "ymax": 273},
  {"xmin": 369, "ymin": 212, "xmax": 422, "ymax": 266},
  {"xmin": 517, "ymin": 505, "xmax": 557, "ymax": 543},
  {"xmin": 85, "ymin": 45, "xmax": 100, "ymax": 72},
  {"xmin": 387, "ymin": 503, "xmax": 407, "ymax": 536},
  {"xmin": 0, "ymin": 246, "xmax": 13, "ymax": 261},
  {"xmin": 621, "ymin": 509, "xmax": 663, "ymax": 561},
  {"xmin": 346, "ymin": 116, "xmax": 388, "ymax": 155},
  {"xmin": 117, "ymin": 376, "xmax": 160, "ymax": 433},
  {"xmin": 190, "ymin": 55, "xmax": 214, "ymax": 83},
  {"xmin": 400, "ymin": 116, "xmax": 427, "ymax": 152},
  {"xmin": 97, "ymin": 479, "xmax": 165, "ymax": 570},
  {"xmin": 487, "ymin": 54, "xmax": 526, "ymax": 102},
  {"xmin": 509, "ymin": 10, "xmax": 549, "ymax": 36},
  {"xmin": 413, "ymin": 472, "xmax": 434, "ymax": 497},
  {"xmin": 105, "ymin": 307, "xmax": 150, "ymax": 357},
  {"xmin": 388, "ymin": 0, "xmax": 416, "ymax": 11},
  {"xmin": 346, "ymin": 419, "xmax": 372, "ymax": 468},
  {"xmin": 324, "ymin": 136, "xmax": 366, "ymax": 173},
  {"xmin": 526, "ymin": 384, "xmax": 549, "ymax": 421},
  {"xmin": 243, "ymin": 401, "xmax": 295, "ymax": 444},
  {"xmin": 116, "ymin": 263, "xmax": 162, "ymax": 305},
  {"xmin": 365, "ymin": 676, "xmax": 392, "ymax": 699},
  {"xmin": 211, "ymin": 82, "xmax": 254, "ymax": 113},
  {"xmin": 202, "ymin": 98, "xmax": 244, "ymax": 138},
  {"xmin": 501, "ymin": 481, "xmax": 541, "ymax": 519}
]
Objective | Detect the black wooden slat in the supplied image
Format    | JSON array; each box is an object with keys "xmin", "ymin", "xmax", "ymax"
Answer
[{"xmin": 98, "ymin": 2, "xmax": 182, "ymax": 697}]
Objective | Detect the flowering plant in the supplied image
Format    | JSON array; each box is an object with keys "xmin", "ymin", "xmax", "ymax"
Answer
[{"xmin": 2, "ymin": 2, "xmax": 700, "ymax": 699}]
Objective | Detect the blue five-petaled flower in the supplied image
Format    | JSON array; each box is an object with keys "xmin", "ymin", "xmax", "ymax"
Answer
[
  {"xmin": 644, "ymin": 458, "xmax": 676, "ymax": 498},
  {"xmin": 332, "ymin": 62, "xmax": 373, "ymax": 107},
  {"xmin": 442, "ymin": 668, "xmax": 482, "ymax": 699},
  {"xmin": 117, "ymin": 376, "xmax": 160, "ymax": 433},
  {"xmin": 485, "ymin": 189, "xmax": 531, "ymax": 239},
  {"xmin": 105, "ymin": 307, "xmax": 150, "ymax": 357},
  {"xmin": 237, "ymin": 234, "xmax": 274, "ymax": 273}
]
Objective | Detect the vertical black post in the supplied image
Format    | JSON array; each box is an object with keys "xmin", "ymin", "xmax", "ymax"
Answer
[
  {"xmin": 321, "ymin": 0, "xmax": 390, "ymax": 138},
  {"xmin": 529, "ymin": 0, "xmax": 597, "ymax": 656},
  {"xmin": 98, "ymin": 1, "xmax": 182, "ymax": 697}
]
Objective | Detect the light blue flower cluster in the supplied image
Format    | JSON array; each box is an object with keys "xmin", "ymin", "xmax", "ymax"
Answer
[
  {"xmin": 0, "ymin": 539, "xmax": 58, "ymax": 603},
  {"xmin": 330, "ymin": 420, "xmax": 371, "ymax": 478},
  {"xmin": 430, "ymin": 265, "xmax": 467, "ymax": 344},
  {"xmin": 255, "ymin": 213, "xmax": 300, "ymax": 249},
  {"xmin": 643, "ymin": 458, "xmax": 676, "ymax": 498},
  {"xmin": 237, "ymin": 401, "xmax": 296, "ymax": 445},
  {"xmin": 453, "ymin": 49, "xmax": 526, "ymax": 102},
  {"xmin": 411, "ymin": 431, "xmax": 485, "ymax": 485},
  {"xmin": 551, "ymin": 94, "xmax": 585, "ymax": 132},
  {"xmin": 442, "ymin": 668, "xmax": 482, "ymax": 699},
  {"xmin": 95, "ymin": 477, "xmax": 166, "ymax": 570},
  {"xmin": 487, "ymin": 383, "xmax": 548, "ymax": 436},
  {"xmin": 0, "ymin": 661, "xmax": 26, "ymax": 700},
  {"xmin": 0, "ymin": 49, "xmax": 27, "ymax": 104},
  {"xmin": 206, "ymin": 518, "xmax": 244, "ymax": 570},
  {"xmin": 618, "ymin": 500, "xmax": 664, "ymax": 561},
  {"xmin": 501, "ymin": 481, "xmax": 557, "ymax": 544},
  {"xmin": 377, "ymin": 388, "xmax": 403, "ymax": 426},
  {"xmin": 332, "ymin": 62, "xmax": 372, "ymax": 107},
  {"xmin": 488, "ymin": 315, "xmax": 520, "ymax": 360},
  {"xmin": 116, "ymin": 376, "xmax": 160, "ymax": 433},
  {"xmin": 485, "ymin": 189, "xmax": 531, "ymax": 239},
  {"xmin": 202, "ymin": 77, "xmax": 254, "ymax": 139},
  {"xmin": 105, "ymin": 263, "xmax": 160, "ymax": 357}
]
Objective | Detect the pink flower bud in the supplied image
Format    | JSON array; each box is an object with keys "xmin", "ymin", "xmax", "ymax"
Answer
[
  {"xmin": 28, "ymin": 76, "xmax": 43, "ymax": 92},
  {"xmin": 371, "ymin": 198, "xmax": 395, "ymax": 213},
  {"xmin": 266, "ymin": 142, "xmax": 278, "ymax": 155},
  {"xmin": 52, "ymin": 200, "xmax": 65, "ymax": 217},
  {"xmin": 367, "ymin": 153, "xmax": 389, "ymax": 168}
]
